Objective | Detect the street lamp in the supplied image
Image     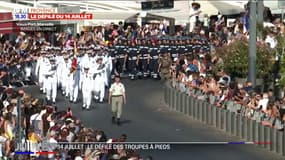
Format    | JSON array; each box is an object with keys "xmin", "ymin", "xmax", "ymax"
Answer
[{"xmin": 248, "ymin": 0, "xmax": 257, "ymax": 87}]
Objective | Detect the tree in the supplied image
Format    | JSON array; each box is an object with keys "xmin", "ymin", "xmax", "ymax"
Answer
[{"xmin": 215, "ymin": 37, "xmax": 275, "ymax": 79}]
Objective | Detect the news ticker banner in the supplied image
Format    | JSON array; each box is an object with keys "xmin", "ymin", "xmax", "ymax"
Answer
[
  {"xmin": 13, "ymin": 8, "xmax": 92, "ymax": 20},
  {"xmin": 15, "ymin": 141, "xmax": 272, "ymax": 154}
]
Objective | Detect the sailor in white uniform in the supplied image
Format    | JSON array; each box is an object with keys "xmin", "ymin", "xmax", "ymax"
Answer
[
  {"xmin": 68, "ymin": 53, "xmax": 80, "ymax": 103},
  {"xmin": 80, "ymin": 65, "xmax": 93, "ymax": 110},
  {"xmin": 44, "ymin": 56, "xmax": 58, "ymax": 104},
  {"xmin": 55, "ymin": 47, "xmax": 64, "ymax": 91},
  {"xmin": 93, "ymin": 57, "xmax": 106, "ymax": 103},
  {"xmin": 102, "ymin": 49, "xmax": 113, "ymax": 88},
  {"xmin": 59, "ymin": 53, "xmax": 71, "ymax": 97},
  {"xmin": 35, "ymin": 50, "xmax": 49, "ymax": 93}
]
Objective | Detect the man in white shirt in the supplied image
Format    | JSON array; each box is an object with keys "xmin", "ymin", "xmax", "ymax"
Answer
[
  {"xmin": 258, "ymin": 93, "xmax": 269, "ymax": 112},
  {"xmin": 189, "ymin": 2, "xmax": 201, "ymax": 33},
  {"xmin": 47, "ymin": 131, "xmax": 57, "ymax": 159},
  {"xmin": 265, "ymin": 32, "xmax": 277, "ymax": 49}
]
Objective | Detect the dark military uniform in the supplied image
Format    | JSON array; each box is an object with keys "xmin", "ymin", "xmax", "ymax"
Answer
[
  {"xmin": 127, "ymin": 42, "xmax": 139, "ymax": 80},
  {"xmin": 138, "ymin": 39, "xmax": 149, "ymax": 78},
  {"xmin": 114, "ymin": 39, "xmax": 127, "ymax": 76},
  {"xmin": 178, "ymin": 39, "xmax": 186, "ymax": 57},
  {"xmin": 148, "ymin": 41, "xmax": 159, "ymax": 79},
  {"xmin": 186, "ymin": 38, "xmax": 193, "ymax": 56},
  {"xmin": 169, "ymin": 38, "xmax": 177, "ymax": 61},
  {"xmin": 108, "ymin": 43, "xmax": 116, "ymax": 78}
]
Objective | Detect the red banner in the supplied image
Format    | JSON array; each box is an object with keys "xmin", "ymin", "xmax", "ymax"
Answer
[
  {"xmin": 28, "ymin": 13, "xmax": 93, "ymax": 20},
  {"xmin": 0, "ymin": 12, "xmax": 13, "ymax": 21}
]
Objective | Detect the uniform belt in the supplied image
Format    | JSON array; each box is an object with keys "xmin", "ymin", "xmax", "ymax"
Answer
[
  {"xmin": 140, "ymin": 57, "xmax": 148, "ymax": 60},
  {"xmin": 128, "ymin": 57, "xmax": 137, "ymax": 60},
  {"xmin": 112, "ymin": 95, "xmax": 123, "ymax": 97},
  {"xmin": 118, "ymin": 55, "xmax": 125, "ymax": 59},
  {"xmin": 171, "ymin": 54, "xmax": 178, "ymax": 57},
  {"xmin": 152, "ymin": 56, "xmax": 159, "ymax": 59}
]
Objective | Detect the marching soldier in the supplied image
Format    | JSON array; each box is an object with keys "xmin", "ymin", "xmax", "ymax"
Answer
[
  {"xmin": 108, "ymin": 43, "xmax": 116, "ymax": 79},
  {"xmin": 169, "ymin": 38, "xmax": 177, "ymax": 61},
  {"xmin": 93, "ymin": 57, "xmax": 106, "ymax": 103},
  {"xmin": 81, "ymin": 65, "xmax": 93, "ymax": 110},
  {"xmin": 136, "ymin": 39, "xmax": 143, "ymax": 78},
  {"xmin": 68, "ymin": 53, "xmax": 80, "ymax": 103},
  {"xmin": 186, "ymin": 38, "xmax": 193, "ymax": 56},
  {"xmin": 138, "ymin": 39, "xmax": 149, "ymax": 78},
  {"xmin": 44, "ymin": 56, "xmax": 57, "ymax": 104},
  {"xmin": 55, "ymin": 47, "xmax": 64, "ymax": 90},
  {"xmin": 60, "ymin": 53, "xmax": 71, "ymax": 97},
  {"xmin": 127, "ymin": 41, "xmax": 139, "ymax": 80},
  {"xmin": 148, "ymin": 39, "xmax": 159, "ymax": 79},
  {"xmin": 102, "ymin": 47, "xmax": 113, "ymax": 87},
  {"xmin": 114, "ymin": 39, "xmax": 127, "ymax": 77},
  {"xmin": 109, "ymin": 75, "xmax": 126, "ymax": 126},
  {"xmin": 177, "ymin": 38, "xmax": 186, "ymax": 58},
  {"xmin": 35, "ymin": 50, "xmax": 49, "ymax": 94},
  {"xmin": 158, "ymin": 53, "xmax": 172, "ymax": 81}
]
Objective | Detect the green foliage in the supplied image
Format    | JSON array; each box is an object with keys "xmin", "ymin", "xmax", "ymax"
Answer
[{"xmin": 215, "ymin": 38, "xmax": 275, "ymax": 78}]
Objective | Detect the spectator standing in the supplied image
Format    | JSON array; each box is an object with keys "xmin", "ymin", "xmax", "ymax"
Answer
[{"xmin": 189, "ymin": 2, "xmax": 201, "ymax": 33}]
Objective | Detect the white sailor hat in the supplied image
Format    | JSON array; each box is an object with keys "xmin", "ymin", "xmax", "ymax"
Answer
[
  {"xmin": 88, "ymin": 44, "xmax": 95, "ymax": 49},
  {"xmin": 94, "ymin": 46, "xmax": 101, "ymax": 51},
  {"xmin": 49, "ymin": 58, "xmax": 56, "ymax": 62},
  {"xmin": 87, "ymin": 49, "xmax": 93, "ymax": 54},
  {"xmin": 83, "ymin": 65, "xmax": 89, "ymax": 70},
  {"xmin": 67, "ymin": 47, "xmax": 74, "ymax": 51},
  {"xmin": 63, "ymin": 55, "xmax": 69, "ymax": 59},
  {"xmin": 96, "ymin": 56, "xmax": 103, "ymax": 61}
]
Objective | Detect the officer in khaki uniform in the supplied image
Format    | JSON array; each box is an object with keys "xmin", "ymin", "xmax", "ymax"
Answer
[
  {"xmin": 158, "ymin": 53, "xmax": 172, "ymax": 81},
  {"xmin": 109, "ymin": 75, "xmax": 126, "ymax": 126}
]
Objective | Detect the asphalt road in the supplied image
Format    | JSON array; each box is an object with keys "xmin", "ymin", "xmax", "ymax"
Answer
[{"xmin": 24, "ymin": 79, "xmax": 284, "ymax": 160}]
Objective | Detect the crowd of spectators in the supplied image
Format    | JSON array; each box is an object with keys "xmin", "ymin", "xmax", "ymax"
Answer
[
  {"xmin": 0, "ymin": 87, "xmax": 149, "ymax": 159},
  {"xmin": 170, "ymin": 8, "xmax": 285, "ymax": 131}
]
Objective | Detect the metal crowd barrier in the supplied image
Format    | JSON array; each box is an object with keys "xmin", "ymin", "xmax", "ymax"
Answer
[{"xmin": 164, "ymin": 84, "xmax": 285, "ymax": 156}]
